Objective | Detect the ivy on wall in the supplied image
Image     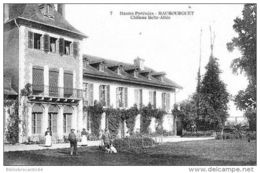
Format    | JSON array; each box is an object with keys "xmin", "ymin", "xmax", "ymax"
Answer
[
  {"xmin": 4, "ymin": 98, "xmax": 19, "ymax": 144},
  {"xmin": 84, "ymin": 102, "xmax": 167, "ymax": 138},
  {"xmin": 105, "ymin": 108, "xmax": 122, "ymax": 138},
  {"xmin": 140, "ymin": 104, "xmax": 165, "ymax": 134},
  {"xmin": 124, "ymin": 105, "xmax": 139, "ymax": 135},
  {"xmin": 86, "ymin": 101, "xmax": 104, "ymax": 137}
]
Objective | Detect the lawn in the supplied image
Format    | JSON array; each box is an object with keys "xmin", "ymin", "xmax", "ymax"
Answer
[{"xmin": 4, "ymin": 139, "xmax": 256, "ymax": 166}]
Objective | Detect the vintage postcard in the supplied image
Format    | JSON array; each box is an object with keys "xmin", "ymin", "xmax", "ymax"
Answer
[{"xmin": 2, "ymin": 1, "xmax": 257, "ymax": 172}]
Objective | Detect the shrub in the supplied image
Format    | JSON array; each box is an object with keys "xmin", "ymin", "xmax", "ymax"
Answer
[
  {"xmin": 183, "ymin": 130, "xmax": 214, "ymax": 137},
  {"xmin": 87, "ymin": 134, "xmax": 100, "ymax": 141},
  {"xmin": 113, "ymin": 136, "xmax": 156, "ymax": 153}
]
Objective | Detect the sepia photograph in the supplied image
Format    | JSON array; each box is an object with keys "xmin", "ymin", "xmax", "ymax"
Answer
[{"xmin": 2, "ymin": 0, "xmax": 257, "ymax": 171}]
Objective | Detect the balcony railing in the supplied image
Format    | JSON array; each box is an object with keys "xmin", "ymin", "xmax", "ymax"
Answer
[{"xmin": 31, "ymin": 85, "xmax": 84, "ymax": 99}]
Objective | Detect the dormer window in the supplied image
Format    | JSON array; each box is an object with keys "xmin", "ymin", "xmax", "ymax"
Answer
[
  {"xmin": 148, "ymin": 73, "xmax": 152, "ymax": 80},
  {"xmin": 134, "ymin": 70, "xmax": 138, "ymax": 78},
  {"xmin": 83, "ymin": 58, "xmax": 89, "ymax": 69},
  {"xmin": 152, "ymin": 72, "xmax": 166, "ymax": 82},
  {"xmin": 99, "ymin": 64, "xmax": 105, "ymax": 72},
  {"xmin": 39, "ymin": 4, "xmax": 54, "ymax": 19},
  {"xmin": 116, "ymin": 66, "xmax": 121, "ymax": 75}
]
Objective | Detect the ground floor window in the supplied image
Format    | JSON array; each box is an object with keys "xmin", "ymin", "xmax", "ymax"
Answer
[
  {"xmin": 48, "ymin": 113, "xmax": 57, "ymax": 133},
  {"xmin": 32, "ymin": 113, "xmax": 42, "ymax": 134},
  {"xmin": 63, "ymin": 113, "xmax": 72, "ymax": 133}
]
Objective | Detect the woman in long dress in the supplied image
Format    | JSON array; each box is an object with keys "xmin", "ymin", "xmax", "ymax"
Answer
[
  {"xmin": 81, "ymin": 128, "xmax": 88, "ymax": 146},
  {"xmin": 45, "ymin": 131, "xmax": 52, "ymax": 147}
]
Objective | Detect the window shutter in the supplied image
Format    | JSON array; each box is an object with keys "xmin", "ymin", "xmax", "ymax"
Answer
[
  {"xmin": 49, "ymin": 70, "xmax": 59, "ymax": 96},
  {"xmin": 43, "ymin": 34, "xmax": 50, "ymax": 53},
  {"xmin": 99, "ymin": 85, "xmax": 102, "ymax": 105},
  {"xmin": 149, "ymin": 91, "xmax": 152, "ymax": 105},
  {"xmin": 124, "ymin": 88, "xmax": 128, "ymax": 108},
  {"xmin": 140, "ymin": 89, "xmax": 143, "ymax": 107},
  {"xmin": 64, "ymin": 72, "xmax": 73, "ymax": 96},
  {"xmin": 162, "ymin": 93, "xmax": 165, "ymax": 111},
  {"xmin": 116, "ymin": 87, "xmax": 119, "ymax": 108},
  {"xmin": 28, "ymin": 31, "xmax": 34, "ymax": 48},
  {"xmin": 134, "ymin": 89, "xmax": 138, "ymax": 106},
  {"xmin": 33, "ymin": 67, "xmax": 44, "ymax": 91},
  {"xmin": 63, "ymin": 114, "xmax": 66, "ymax": 133},
  {"xmin": 32, "ymin": 114, "xmax": 36, "ymax": 134},
  {"xmin": 53, "ymin": 114, "xmax": 57, "ymax": 133},
  {"xmin": 89, "ymin": 84, "xmax": 93, "ymax": 106},
  {"xmin": 67, "ymin": 114, "xmax": 72, "ymax": 132},
  {"xmin": 167, "ymin": 93, "xmax": 170, "ymax": 112},
  {"xmin": 107, "ymin": 85, "xmax": 110, "ymax": 107},
  {"xmin": 154, "ymin": 91, "xmax": 157, "ymax": 108},
  {"xmin": 36, "ymin": 113, "xmax": 42, "ymax": 134},
  {"xmin": 59, "ymin": 38, "xmax": 65, "ymax": 56},
  {"xmin": 73, "ymin": 41, "xmax": 79, "ymax": 57}
]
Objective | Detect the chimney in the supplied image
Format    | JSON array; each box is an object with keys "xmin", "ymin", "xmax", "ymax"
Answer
[
  {"xmin": 57, "ymin": 4, "xmax": 65, "ymax": 18},
  {"xmin": 134, "ymin": 57, "xmax": 145, "ymax": 70},
  {"xmin": 4, "ymin": 4, "xmax": 9, "ymax": 22}
]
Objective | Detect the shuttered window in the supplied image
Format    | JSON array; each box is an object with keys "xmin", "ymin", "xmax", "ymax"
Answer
[
  {"xmin": 99, "ymin": 85, "xmax": 110, "ymax": 107},
  {"xmin": 64, "ymin": 72, "xmax": 73, "ymax": 97},
  {"xmin": 124, "ymin": 88, "xmax": 128, "ymax": 108},
  {"xmin": 63, "ymin": 114, "xmax": 72, "ymax": 133},
  {"xmin": 88, "ymin": 83, "xmax": 94, "ymax": 106},
  {"xmin": 149, "ymin": 91, "xmax": 156, "ymax": 108},
  {"xmin": 153, "ymin": 91, "xmax": 157, "ymax": 108},
  {"xmin": 134, "ymin": 89, "xmax": 142, "ymax": 108},
  {"xmin": 162, "ymin": 93, "xmax": 170, "ymax": 112},
  {"xmin": 166, "ymin": 93, "xmax": 170, "ymax": 112},
  {"xmin": 59, "ymin": 38, "xmax": 65, "ymax": 56},
  {"xmin": 83, "ymin": 83, "xmax": 94, "ymax": 106},
  {"xmin": 32, "ymin": 113, "xmax": 42, "ymax": 134},
  {"xmin": 32, "ymin": 67, "xmax": 44, "ymax": 92},
  {"xmin": 48, "ymin": 113, "xmax": 57, "ymax": 133},
  {"xmin": 116, "ymin": 87, "xmax": 128, "ymax": 108},
  {"xmin": 43, "ymin": 34, "xmax": 50, "ymax": 53},
  {"xmin": 49, "ymin": 70, "xmax": 59, "ymax": 97},
  {"xmin": 50, "ymin": 37, "xmax": 57, "ymax": 53},
  {"xmin": 28, "ymin": 31, "xmax": 34, "ymax": 48},
  {"xmin": 73, "ymin": 41, "xmax": 79, "ymax": 57}
]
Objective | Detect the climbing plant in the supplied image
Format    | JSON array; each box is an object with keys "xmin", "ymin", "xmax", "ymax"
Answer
[
  {"xmin": 86, "ymin": 101, "xmax": 104, "ymax": 137},
  {"xmin": 124, "ymin": 105, "xmax": 139, "ymax": 135},
  {"xmin": 20, "ymin": 83, "xmax": 32, "ymax": 142},
  {"xmin": 105, "ymin": 108, "xmax": 122, "ymax": 138},
  {"xmin": 140, "ymin": 104, "xmax": 166, "ymax": 134},
  {"xmin": 5, "ymin": 98, "xmax": 19, "ymax": 144}
]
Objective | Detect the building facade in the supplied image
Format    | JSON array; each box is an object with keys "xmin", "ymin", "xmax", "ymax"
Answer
[
  {"xmin": 82, "ymin": 55, "xmax": 182, "ymax": 136},
  {"xmin": 4, "ymin": 4, "xmax": 182, "ymax": 143},
  {"xmin": 4, "ymin": 4, "xmax": 86, "ymax": 143}
]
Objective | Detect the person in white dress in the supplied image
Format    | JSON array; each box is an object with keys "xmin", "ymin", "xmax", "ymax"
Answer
[
  {"xmin": 81, "ymin": 128, "xmax": 88, "ymax": 146},
  {"xmin": 45, "ymin": 131, "xmax": 52, "ymax": 147}
]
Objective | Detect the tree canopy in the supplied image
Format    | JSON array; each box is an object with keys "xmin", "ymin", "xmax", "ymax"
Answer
[
  {"xmin": 227, "ymin": 4, "xmax": 256, "ymax": 111},
  {"xmin": 226, "ymin": 4, "xmax": 256, "ymax": 130}
]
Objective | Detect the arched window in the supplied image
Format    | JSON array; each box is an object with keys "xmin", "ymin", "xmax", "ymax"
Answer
[{"xmin": 32, "ymin": 104, "xmax": 43, "ymax": 134}]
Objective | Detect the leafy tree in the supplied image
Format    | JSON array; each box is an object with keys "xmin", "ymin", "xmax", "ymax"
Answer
[
  {"xmin": 226, "ymin": 4, "xmax": 256, "ymax": 130},
  {"xmin": 5, "ymin": 99, "xmax": 19, "ymax": 144},
  {"xmin": 199, "ymin": 56, "xmax": 229, "ymax": 131}
]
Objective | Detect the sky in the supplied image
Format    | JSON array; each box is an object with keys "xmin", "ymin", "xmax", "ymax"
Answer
[{"xmin": 64, "ymin": 4, "xmax": 248, "ymax": 118}]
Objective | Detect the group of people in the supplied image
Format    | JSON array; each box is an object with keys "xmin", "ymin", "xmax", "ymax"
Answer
[
  {"xmin": 100, "ymin": 129, "xmax": 117, "ymax": 153},
  {"xmin": 44, "ymin": 128, "xmax": 117, "ymax": 156}
]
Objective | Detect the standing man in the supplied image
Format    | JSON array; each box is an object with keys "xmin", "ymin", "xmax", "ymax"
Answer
[{"xmin": 68, "ymin": 129, "xmax": 77, "ymax": 156}]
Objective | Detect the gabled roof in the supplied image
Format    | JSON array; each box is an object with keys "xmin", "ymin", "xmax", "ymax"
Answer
[
  {"xmin": 83, "ymin": 54, "xmax": 183, "ymax": 90},
  {"xmin": 6, "ymin": 4, "xmax": 87, "ymax": 38}
]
